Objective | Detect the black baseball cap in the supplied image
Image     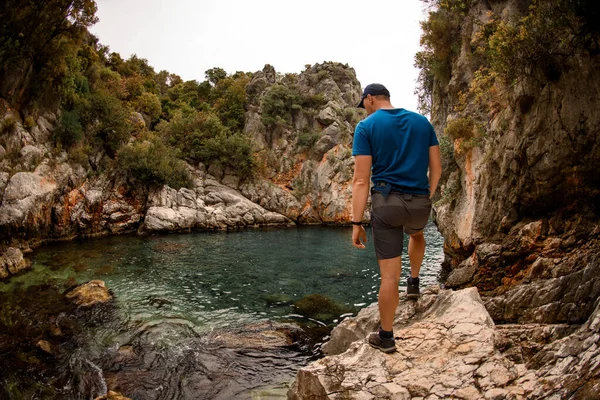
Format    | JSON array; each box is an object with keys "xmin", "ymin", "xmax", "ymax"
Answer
[{"xmin": 357, "ymin": 83, "xmax": 391, "ymax": 108}]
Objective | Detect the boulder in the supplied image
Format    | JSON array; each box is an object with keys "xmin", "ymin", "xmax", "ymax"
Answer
[
  {"xmin": 141, "ymin": 173, "xmax": 291, "ymax": 232},
  {"xmin": 290, "ymin": 288, "xmax": 526, "ymax": 399},
  {"xmin": 317, "ymin": 105, "xmax": 338, "ymax": 125},
  {"xmin": 65, "ymin": 280, "xmax": 112, "ymax": 307},
  {"xmin": 0, "ymin": 247, "xmax": 31, "ymax": 279}
]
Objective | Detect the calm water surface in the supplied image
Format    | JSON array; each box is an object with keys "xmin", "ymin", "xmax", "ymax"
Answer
[{"xmin": 1, "ymin": 224, "xmax": 444, "ymax": 399}]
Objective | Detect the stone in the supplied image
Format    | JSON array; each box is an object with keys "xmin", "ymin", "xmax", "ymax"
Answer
[
  {"xmin": 289, "ymin": 288, "xmax": 507, "ymax": 399},
  {"xmin": 20, "ymin": 145, "xmax": 44, "ymax": 168},
  {"xmin": 0, "ymin": 144, "xmax": 5, "ymax": 159},
  {"xmin": 446, "ymin": 253, "xmax": 478, "ymax": 288},
  {"xmin": 2, "ymin": 171, "xmax": 55, "ymax": 202},
  {"xmin": 317, "ymin": 105, "xmax": 338, "ymax": 125},
  {"xmin": 36, "ymin": 340, "xmax": 54, "ymax": 355},
  {"xmin": 65, "ymin": 280, "xmax": 112, "ymax": 307},
  {"xmin": 94, "ymin": 391, "xmax": 131, "ymax": 400},
  {"xmin": 0, "ymin": 247, "xmax": 31, "ymax": 279}
]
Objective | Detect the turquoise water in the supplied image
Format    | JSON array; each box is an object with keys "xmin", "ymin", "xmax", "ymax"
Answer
[
  {"xmin": 1, "ymin": 223, "xmax": 443, "ymax": 399},
  {"xmin": 6, "ymin": 224, "xmax": 443, "ymax": 329}
]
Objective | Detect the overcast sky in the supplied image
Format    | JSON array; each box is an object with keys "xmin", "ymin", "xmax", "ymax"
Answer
[{"xmin": 91, "ymin": 0, "xmax": 427, "ymax": 112}]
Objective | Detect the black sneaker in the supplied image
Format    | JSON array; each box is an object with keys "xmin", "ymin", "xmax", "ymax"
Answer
[
  {"xmin": 367, "ymin": 332, "xmax": 396, "ymax": 353},
  {"xmin": 407, "ymin": 277, "xmax": 420, "ymax": 299}
]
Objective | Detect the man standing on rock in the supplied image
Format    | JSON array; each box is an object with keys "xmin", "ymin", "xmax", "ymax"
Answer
[{"xmin": 350, "ymin": 83, "xmax": 442, "ymax": 353}]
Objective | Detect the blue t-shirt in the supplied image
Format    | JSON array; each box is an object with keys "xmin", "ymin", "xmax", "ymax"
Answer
[{"xmin": 352, "ymin": 108, "xmax": 439, "ymax": 195}]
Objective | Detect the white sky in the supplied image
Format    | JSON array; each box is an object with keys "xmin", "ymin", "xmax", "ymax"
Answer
[{"xmin": 91, "ymin": 0, "xmax": 427, "ymax": 111}]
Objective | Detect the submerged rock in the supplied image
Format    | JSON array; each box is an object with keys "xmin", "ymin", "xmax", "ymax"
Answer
[
  {"xmin": 65, "ymin": 280, "xmax": 112, "ymax": 307},
  {"xmin": 293, "ymin": 293, "xmax": 350, "ymax": 323}
]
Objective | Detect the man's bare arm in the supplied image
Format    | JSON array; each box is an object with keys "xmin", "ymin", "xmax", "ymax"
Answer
[
  {"xmin": 352, "ymin": 155, "xmax": 372, "ymax": 222},
  {"xmin": 428, "ymin": 145, "xmax": 442, "ymax": 198}
]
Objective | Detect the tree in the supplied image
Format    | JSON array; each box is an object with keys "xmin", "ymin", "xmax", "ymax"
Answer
[
  {"xmin": 0, "ymin": 0, "xmax": 98, "ymax": 108},
  {"xmin": 205, "ymin": 67, "xmax": 227, "ymax": 86}
]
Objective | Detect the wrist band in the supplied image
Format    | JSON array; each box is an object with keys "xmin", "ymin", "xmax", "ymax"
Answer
[{"xmin": 351, "ymin": 221, "xmax": 363, "ymax": 226}]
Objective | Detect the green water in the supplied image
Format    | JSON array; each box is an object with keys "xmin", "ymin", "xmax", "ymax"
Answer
[
  {"xmin": 0, "ymin": 224, "xmax": 443, "ymax": 399},
  {"xmin": 5, "ymin": 224, "xmax": 443, "ymax": 327}
]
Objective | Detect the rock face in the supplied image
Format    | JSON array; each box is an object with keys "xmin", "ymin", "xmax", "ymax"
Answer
[
  {"xmin": 430, "ymin": 0, "xmax": 600, "ymax": 323},
  {"xmin": 290, "ymin": 287, "xmax": 600, "ymax": 399},
  {"xmin": 142, "ymin": 170, "xmax": 291, "ymax": 232},
  {"xmin": 243, "ymin": 63, "xmax": 362, "ymax": 224}
]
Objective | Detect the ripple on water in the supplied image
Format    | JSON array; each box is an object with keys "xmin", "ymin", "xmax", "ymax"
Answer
[{"xmin": 2, "ymin": 224, "xmax": 443, "ymax": 398}]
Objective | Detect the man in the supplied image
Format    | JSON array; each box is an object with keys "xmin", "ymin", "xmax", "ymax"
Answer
[{"xmin": 350, "ymin": 83, "xmax": 442, "ymax": 353}]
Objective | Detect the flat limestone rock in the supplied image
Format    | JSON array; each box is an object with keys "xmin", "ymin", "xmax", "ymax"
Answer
[{"xmin": 289, "ymin": 288, "xmax": 525, "ymax": 399}]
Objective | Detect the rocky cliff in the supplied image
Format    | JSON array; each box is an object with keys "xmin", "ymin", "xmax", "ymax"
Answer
[
  {"xmin": 430, "ymin": 0, "xmax": 600, "ymax": 325},
  {"xmin": 0, "ymin": 62, "xmax": 361, "ymax": 278},
  {"xmin": 290, "ymin": 0, "xmax": 600, "ymax": 398},
  {"xmin": 289, "ymin": 287, "xmax": 600, "ymax": 399}
]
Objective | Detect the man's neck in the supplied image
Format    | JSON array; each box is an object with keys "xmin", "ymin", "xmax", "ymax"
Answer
[{"xmin": 375, "ymin": 102, "xmax": 395, "ymax": 111}]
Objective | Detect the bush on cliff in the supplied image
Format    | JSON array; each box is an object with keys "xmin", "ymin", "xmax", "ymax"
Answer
[
  {"xmin": 260, "ymin": 84, "xmax": 302, "ymax": 130},
  {"xmin": 116, "ymin": 134, "xmax": 191, "ymax": 189},
  {"xmin": 157, "ymin": 110, "xmax": 256, "ymax": 181}
]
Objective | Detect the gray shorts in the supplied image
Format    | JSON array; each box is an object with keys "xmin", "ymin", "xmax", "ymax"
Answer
[{"xmin": 370, "ymin": 191, "xmax": 432, "ymax": 260}]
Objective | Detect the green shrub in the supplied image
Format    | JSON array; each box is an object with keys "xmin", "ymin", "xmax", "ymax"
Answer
[
  {"xmin": 444, "ymin": 117, "xmax": 474, "ymax": 141},
  {"xmin": 414, "ymin": 3, "xmax": 467, "ymax": 113},
  {"xmin": 157, "ymin": 110, "xmax": 229, "ymax": 160},
  {"xmin": 198, "ymin": 132, "xmax": 256, "ymax": 181},
  {"xmin": 117, "ymin": 134, "xmax": 191, "ymax": 189},
  {"xmin": 23, "ymin": 116, "xmax": 36, "ymax": 130},
  {"xmin": 0, "ymin": 117, "xmax": 16, "ymax": 134},
  {"xmin": 297, "ymin": 131, "xmax": 320, "ymax": 148},
  {"xmin": 213, "ymin": 75, "xmax": 249, "ymax": 131},
  {"xmin": 134, "ymin": 92, "xmax": 161, "ymax": 121},
  {"xmin": 68, "ymin": 145, "xmax": 92, "ymax": 166},
  {"xmin": 86, "ymin": 91, "xmax": 132, "ymax": 156},
  {"xmin": 439, "ymin": 134, "xmax": 454, "ymax": 161},
  {"xmin": 302, "ymin": 93, "xmax": 328, "ymax": 109},
  {"xmin": 55, "ymin": 110, "xmax": 83, "ymax": 147},
  {"xmin": 260, "ymin": 84, "xmax": 302, "ymax": 129}
]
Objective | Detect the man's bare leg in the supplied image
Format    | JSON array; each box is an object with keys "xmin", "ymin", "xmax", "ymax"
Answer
[
  {"xmin": 408, "ymin": 232, "xmax": 425, "ymax": 278},
  {"xmin": 377, "ymin": 256, "xmax": 402, "ymax": 331}
]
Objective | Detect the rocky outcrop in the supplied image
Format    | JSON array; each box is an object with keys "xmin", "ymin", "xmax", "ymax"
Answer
[
  {"xmin": 290, "ymin": 287, "xmax": 600, "ymax": 399},
  {"xmin": 142, "ymin": 170, "xmax": 291, "ymax": 231},
  {"xmin": 243, "ymin": 63, "xmax": 362, "ymax": 224},
  {"xmin": 430, "ymin": 1, "xmax": 600, "ymax": 326}
]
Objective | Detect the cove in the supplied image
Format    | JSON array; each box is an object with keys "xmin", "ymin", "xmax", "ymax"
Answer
[{"xmin": 0, "ymin": 223, "xmax": 443, "ymax": 399}]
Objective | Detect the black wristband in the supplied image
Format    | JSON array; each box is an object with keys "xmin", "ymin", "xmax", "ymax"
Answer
[{"xmin": 351, "ymin": 221, "xmax": 363, "ymax": 226}]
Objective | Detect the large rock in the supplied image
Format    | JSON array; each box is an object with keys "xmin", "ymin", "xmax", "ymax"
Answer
[
  {"xmin": 290, "ymin": 288, "xmax": 528, "ymax": 399},
  {"xmin": 0, "ymin": 247, "xmax": 30, "ymax": 279},
  {"xmin": 141, "ymin": 172, "xmax": 291, "ymax": 232},
  {"xmin": 65, "ymin": 280, "xmax": 112, "ymax": 307}
]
